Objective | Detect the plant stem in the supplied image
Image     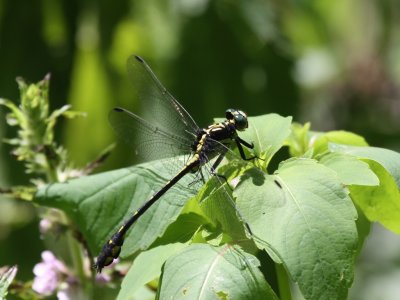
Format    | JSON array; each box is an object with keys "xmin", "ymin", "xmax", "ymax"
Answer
[
  {"xmin": 45, "ymin": 156, "xmax": 92, "ymax": 299},
  {"xmin": 63, "ymin": 214, "xmax": 92, "ymax": 298},
  {"xmin": 276, "ymin": 263, "xmax": 292, "ymax": 300}
]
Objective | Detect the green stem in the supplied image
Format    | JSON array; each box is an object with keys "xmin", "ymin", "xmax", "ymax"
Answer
[
  {"xmin": 45, "ymin": 160, "xmax": 58, "ymax": 183},
  {"xmin": 276, "ymin": 263, "xmax": 292, "ymax": 300},
  {"xmin": 45, "ymin": 157, "xmax": 92, "ymax": 299},
  {"xmin": 63, "ymin": 213, "xmax": 92, "ymax": 299}
]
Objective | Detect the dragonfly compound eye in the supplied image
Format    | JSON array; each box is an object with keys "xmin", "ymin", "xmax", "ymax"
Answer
[
  {"xmin": 225, "ymin": 108, "xmax": 235, "ymax": 120},
  {"xmin": 234, "ymin": 111, "xmax": 248, "ymax": 131}
]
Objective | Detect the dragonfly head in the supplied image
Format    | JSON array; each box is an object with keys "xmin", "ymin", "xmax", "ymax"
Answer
[{"xmin": 226, "ymin": 109, "xmax": 248, "ymax": 131}]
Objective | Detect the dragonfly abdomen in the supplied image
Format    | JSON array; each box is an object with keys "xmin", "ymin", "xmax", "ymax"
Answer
[{"xmin": 94, "ymin": 159, "xmax": 198, "ymax": 272}]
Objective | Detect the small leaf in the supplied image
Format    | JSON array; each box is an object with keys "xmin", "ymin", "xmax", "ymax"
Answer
[
  {"xmin": 312, "ymin": 131, "xmax": 368, "ymax": 155},
  {"xmin": 319, "ymin": 152, "xmax": 379, "ymax": 186},
  {"xmin": 349, "ymin": 159, "xmax": 400, "ymax": 234},
  {"xmin": 150, "ymin": 213, "xmax": 208, "ymax": 247},
  {"xmin": 215, "ymin": 113, "xmax": 292, "ymax": 168},
  {"xmin": 286, "ymin": 122, "xmax": 311, "ymax": 157},
  {"xmin": 0, "ymin": 98, "xmax": 27, "ymax": 127},
  {"xmin": 47, "ymin": 104, "xmax": 72, "ymax": 122},
  {"xmin": 0, "ymin": 266, "xmax": 18, "ymax": 298},
  {"xmin": 241, "ymin": 114, "xmax": 292, "ymax": 165},
  {"xmin": 235, "ymin": 158, "xmax": 358, "ymax": 300},
  {"xmin": 330, "ymin": 144, "xmax": 400, "ymax": 188},
  {"xmin": 0, "ymin": 186, "xmax": 36, "ymax": 201},
  {"xmin": 62, "ymin": 110, "xmax": 87, "ymax": 119},
  {"xmin": 158, "ymin": 244, "xmax": 278, "ymax": 300},
  {"xmin": 118, "ymin": 243, "xmax": 187, "ymax": 300}
]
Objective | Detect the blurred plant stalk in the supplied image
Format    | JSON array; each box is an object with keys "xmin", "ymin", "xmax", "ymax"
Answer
[{"xmin": 0, "ymin": 75, "xmax": 111, "ymax": 299}]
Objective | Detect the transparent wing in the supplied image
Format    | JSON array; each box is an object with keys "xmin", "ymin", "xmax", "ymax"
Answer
[
  {"xmin": 190, "ymin": 137, "xmax": 253, "ymax": 238},
  {"xmin": 127, "ymin": 55, "xmax": 199, "ymax": 143},
  {"xmin": 109, "ymin": 107, "xmax": 192, "ymax": 162}
]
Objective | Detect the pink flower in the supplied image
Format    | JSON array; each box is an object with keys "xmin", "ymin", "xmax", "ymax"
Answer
[
  {"xmin": 32, "ymin": 251, "xmax": 68, "ymax": 296},
  {"xmin": 57, "ymin": 289, "xmax": 71, "ymax": 300},
  {"xmin": 39, "ymin": 218, "xmax": 52, "ymax": 235}
]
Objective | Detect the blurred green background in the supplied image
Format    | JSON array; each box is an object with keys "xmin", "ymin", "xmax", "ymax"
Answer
[{"xmin": 0, "ymin": 0, "xmax": 399, "ymax": 299}]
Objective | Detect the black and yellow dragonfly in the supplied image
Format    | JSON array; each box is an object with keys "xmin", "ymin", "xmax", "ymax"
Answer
[{"xmin": 95, "ymin": 55, "xmax": 257, "ymax": 272}]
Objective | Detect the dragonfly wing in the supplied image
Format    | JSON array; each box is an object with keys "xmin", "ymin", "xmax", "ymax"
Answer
[
  {"xmin": 109, "ymin": 107, "xmax": 191, "ymax": 162},
  {"xmin": 127, "ymin": 55, "xmax": 199, "ymax": 142}
]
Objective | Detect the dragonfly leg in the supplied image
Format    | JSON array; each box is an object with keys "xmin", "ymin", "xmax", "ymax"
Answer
[
  {"xmin": 236, "ymin": 136, "xmax": 254, "ymax": 149},
  {"xmin": 210, "ymin": 152, "xmax": 226, "ymax": 174},
  {"xmin": 199, "ymin": 169, "xmax": 206, "ymax": 184},
  {"xmin": 188, "ymin": 172, "xmax": 204, "ymax": 188},
  {"xmin": 236, "ymin": 139, "xmax": 256, "ymax": 161},
  {"xmin": 209, "ymin": 152, "xmax": 233, "ymax": 189},
  {"xmin": 235, "ymin": 138, "xmax": 265, "ymax": 161}
]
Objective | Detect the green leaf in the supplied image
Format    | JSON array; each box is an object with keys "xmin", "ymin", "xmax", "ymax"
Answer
[
  {"xmin": 354, "ymin": 205, "xmax": 371, "ymax": 254},
  {"xmin": 312, "ymin": 131, "xmax": 368, "ymax": 156},
  {"xmin": 0, "ymin": 185, "xmax": 36, "ymax": 201},
  {"xmin": 319, "ymin": 152, "xmax": 379, "ymax": 186},
  {"xmin": 35, "ymin": 159, "xmax": 196, "ymax": 257},
  {"xmin": 118, "ymin": 243, "xmax": 187, "ymax": 300},
  {"xmin": 0, "ymin": 98, "xmax": 27, "ymax": 128},
  {"xmin": 0, "ymin": 266, "xmax": 17, "ymax": 299},
  {"xmin": 330, "ymin": 144, "xmax": 400, "ymax": 187},
  {"xmin": 242, "ymin": 114, "xmax": 292, "ymax": 164},
  {"xmin": 196, "ymin": 175, "xmax": 247, "ymax": 241},
  {"xmin": 235, "ymin": 158, "xmax": 358, "ymax": 300},
  {"xmin": 215, "ymin": 113, "xmax": 292, "ymax": 167},
  {"xmin": 349, "ymin": 159, "xmax": 400, "ymax": 234},
  {"xmin": 328, "ymin": 144, "xmax": 400, "ymax": 232},
  {"xmin": 286, "ymin": 122, "xmax": 311, "ymax": 157},
  {"xmin": 150, "ymin": 213, "xmax": 208, "ymax": 247},
  {"xmin": 158, "ymin": 244, "xmax": 278, "ymax": 300}
]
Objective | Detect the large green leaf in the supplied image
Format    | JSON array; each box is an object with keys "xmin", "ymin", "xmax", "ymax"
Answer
[
  {"xmin": 118, "ymin": 243, "xmax": 187, "ymax": 300},
  {"xmin": 157, "ymin": 244, "xmax": 278, "ymax": 300},
  {"xmin": 234, "ymin": 158, "xmax": 358, "ymax": 300},
  {"xmin": 349, "ymin": 159, "xmax": 400, "ymax": 234},
  {"xmin": 35, "ymin": 159, "xmax": 196, "ymax": 257}
]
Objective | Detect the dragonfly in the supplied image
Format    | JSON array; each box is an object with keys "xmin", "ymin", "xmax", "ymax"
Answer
[{"xmin": 94, "ymin": 55, "xmax": 257, "ymax": 272}]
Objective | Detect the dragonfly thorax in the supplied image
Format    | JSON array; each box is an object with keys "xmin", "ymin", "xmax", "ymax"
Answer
[{"xmin": 190, "ymin": 119, "xmax": 238, "ymax": 166}]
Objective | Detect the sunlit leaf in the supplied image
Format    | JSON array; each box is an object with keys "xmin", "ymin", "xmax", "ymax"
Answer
[
  {"xmin": 158, "ymin": 244, "xmax": 277, "ymax": 300},
  {"xmin": 349, "ymin": 159, "xmax": 400, "ymax": 234},
  {"xmin": 319, "ymin": 152, "xmax": 379, "ymax": 186},
  {"xmin": 240, "ymin": 114, "xmax": 292, "ymax": 166},
  {"xmin": 329, "ymin": 144, "xmax": 400, "ymax": 187},
  {"xmin": 312, "ymin": 131, "xmax": 368, "ymax": 155},
  {"xmin": 118, "ymin": 243, "xmax": 187, "ymax": 300},
  {"xmin": 235, "ymin": 158, "xmax": 358, "ymax": 300}
]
